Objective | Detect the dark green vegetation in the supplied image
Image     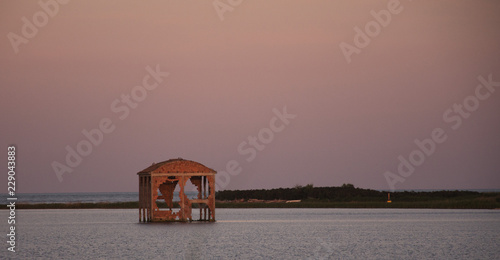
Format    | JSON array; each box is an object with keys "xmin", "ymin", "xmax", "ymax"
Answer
[
  {"xmin": 9, "ymin": 184, "xmax": 500, "ymax": 209},
  {"xmin": 215, "ymin": 200, "xmax": 499, "ymax": 209},
  {"xmin": 215, "ymin": 184, "xmax": 500, "ymax": 209}
]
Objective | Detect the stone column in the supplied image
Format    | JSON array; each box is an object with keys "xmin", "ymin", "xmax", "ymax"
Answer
[
  {"xmin": 139, "ymin": 176, "xmax": 142, "ymax": 222},
  {"xmin": 209, "ymin": 175, "xmax": 216, "ymax": 221},
  {"xmin": 147, "ymin": 176, "xmax": 150, "ymax": 222}
]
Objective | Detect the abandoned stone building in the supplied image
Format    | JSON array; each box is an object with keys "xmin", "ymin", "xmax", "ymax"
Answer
[{"xmin": 137, "ymin": 158, "xmax": 216, "ymax": 222}]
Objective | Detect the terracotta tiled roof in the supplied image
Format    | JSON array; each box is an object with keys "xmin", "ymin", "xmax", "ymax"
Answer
[{"xmin": 137, "ymin": 158, "xmax": 216, "ymax": 174}]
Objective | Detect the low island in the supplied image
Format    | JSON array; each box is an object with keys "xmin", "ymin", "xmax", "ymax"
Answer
[{"xmin": 12, "ymin": 184, "xmax": 500, "ymax": 209}]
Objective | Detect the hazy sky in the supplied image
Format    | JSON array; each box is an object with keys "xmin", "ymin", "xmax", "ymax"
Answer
[{"xmin": 1, "ymin": 0, "xmax": 499, "ymax": 193}]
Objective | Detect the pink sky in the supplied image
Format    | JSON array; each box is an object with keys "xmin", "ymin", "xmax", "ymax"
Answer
[{"xmin": 1, "ymin": 0, "xmax": 499, "ymax": 193}]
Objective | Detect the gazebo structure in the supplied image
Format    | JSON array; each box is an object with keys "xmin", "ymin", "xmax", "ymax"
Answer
[{"xmin": 137, "ymin": 158, "xmax": 216, "ymax": 222}]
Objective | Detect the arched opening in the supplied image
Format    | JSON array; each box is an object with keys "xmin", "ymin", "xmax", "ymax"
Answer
[{"xmin": 137, "ymin": 158, "xmax": 217, "ymax": 222}]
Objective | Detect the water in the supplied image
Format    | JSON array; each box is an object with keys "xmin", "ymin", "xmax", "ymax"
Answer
[
  {"xmin": 2, "ymin": 208, "xmax": 499, "ymax": 259},
  {"xmin": 4, "ymin": 189, "xmax": 499, "ymax": 204},
  {"xmin": 1, "ymin": 192, "xmax": 198, "ymax": 204}
]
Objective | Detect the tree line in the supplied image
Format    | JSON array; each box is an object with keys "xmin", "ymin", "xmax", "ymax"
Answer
[{"xmin": 215, "ymin": 184, "xmax": 484, "ymax": 202}]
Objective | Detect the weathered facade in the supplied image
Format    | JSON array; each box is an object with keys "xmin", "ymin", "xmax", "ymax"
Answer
[{"xmin": 137, "ymin": 158, "xmax": 216, "ymax": 222}]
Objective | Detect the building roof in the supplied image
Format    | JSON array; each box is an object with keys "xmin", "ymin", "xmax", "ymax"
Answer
[{"xmin": 137, "ymin": 158, "xmax": 216, "ymax": 174}]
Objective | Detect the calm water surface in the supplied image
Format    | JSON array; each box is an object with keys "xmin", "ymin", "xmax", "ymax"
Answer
[
  {"xmin": 1, "ymin": 192, "xmax": 198, "ymax": 204},
  {"xmin": 2, "ymin": 208, "xmax": 499, "ymax": 259}
]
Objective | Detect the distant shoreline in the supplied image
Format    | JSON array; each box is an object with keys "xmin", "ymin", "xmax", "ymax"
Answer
[
  {"xmin": 3, "ymin": 186, "xmax": 499, "ymax": 209},
  {"xmin": 7, "ymin": 197, "xmax": 500, "ymax": 210}
]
